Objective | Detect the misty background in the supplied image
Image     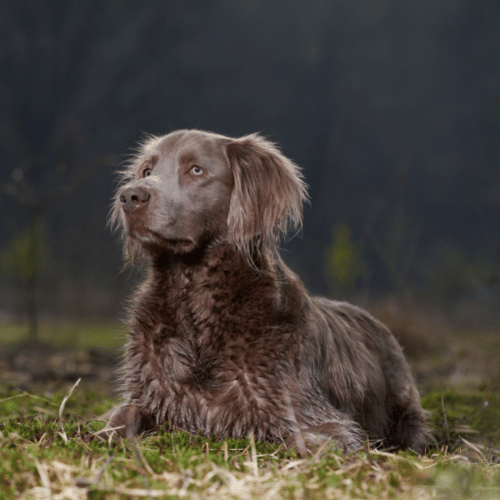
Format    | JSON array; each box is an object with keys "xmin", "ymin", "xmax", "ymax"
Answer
[{"xmin": 1, "ymin": 0, "xmax": 499, "ymax": 339}]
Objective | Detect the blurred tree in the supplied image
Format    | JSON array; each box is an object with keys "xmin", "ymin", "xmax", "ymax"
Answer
[
  {"xmin": 362, "ymin": 162, "xmax": 422, "ymax": 299},
  {"xmin": 0, "ymin": 0, "xmax": 145, "ymax": 334},
  {"xmin": 0, "ymin": 221, "xmax": 49, "ymax": 340},
  {"xmin": 325, "ymin": 223, "xmax": 366, "ymax": 291},
  {"xmin": 0, "ymin": 0, "xmax": 499, "ymax": 322}
]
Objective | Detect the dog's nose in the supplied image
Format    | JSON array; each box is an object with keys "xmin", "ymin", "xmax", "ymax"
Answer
[{"xmin": 120, "ymin": 186, "xmax": 150, "ymax": 212}]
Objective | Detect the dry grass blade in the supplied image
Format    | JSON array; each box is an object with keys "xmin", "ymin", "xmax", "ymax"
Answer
[
  {"xmin": 56, "ymin": 378, "xmax": 81, "ymax": 442},
  {"xmin": 130, "ymin": 437, "xmax": 156, "ymax": 476},
  {"xmin": 461, "ymin": 437, "xmax": 486, "ymax": 461},
  {"xmin": 441, "ymin": 387, "xmax": 450, "ymax": 445},
  {"xmin": 249, "ymin": 430, "xmax": 259, "ymax": 477},
  {"xmin": 0, "ymin": 392, "xmax": 58, "ymax": 406},
  {"xmin": 33, "ymin": 456, "xmax": 51, "ymax": 490},
  {"xmin": 311, "ymin": 436, "xmax": 334, "ymax": 462},
  {"xmin": 279, "ymin": 460, "xmax": 306, "ymax": 472},
  {"xmin": 58, "ymin": 378, "xmax": 81, "ymax": 421},
  {"xmin": 92, "ymin": 424, "xmax": 125, "ymax": 436},
  {"xmin": 76, "ymin": 455, "xmax": 115, "ymax": 487},
  {"xmin": 369, "ymin": 449, "xmax": 425, "ymax": 470},
  {"xmin": 103, "ymin": 487, "xmax": 169, "ymax": 497}
]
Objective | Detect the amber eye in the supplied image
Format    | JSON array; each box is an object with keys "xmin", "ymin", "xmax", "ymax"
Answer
[
  {"xmin": 190, "ymin": 165, "xmax": 203, "ymax": 176},
  {"xmin": 143, "ymin": 169, "xmax": 152, "ymax": 177}
]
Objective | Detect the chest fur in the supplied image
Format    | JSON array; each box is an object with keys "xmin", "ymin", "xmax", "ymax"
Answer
[
  {"xmin": 124, "ymin": 314, "xmax": 298, "ymax": 439},
  {"xmin": 121, "ymin": 255, "xmax": 306, "ymax": 438}
]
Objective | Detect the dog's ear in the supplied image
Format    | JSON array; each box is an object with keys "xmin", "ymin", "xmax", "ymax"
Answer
[{"xmin": 225, "ymin": 134, "xmax": 308, "ymax": 261}]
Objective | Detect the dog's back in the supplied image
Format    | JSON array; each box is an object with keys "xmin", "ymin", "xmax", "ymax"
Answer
[{"xmin": 309, "ymin": 298, "xmax": 427, "ymax": 448}]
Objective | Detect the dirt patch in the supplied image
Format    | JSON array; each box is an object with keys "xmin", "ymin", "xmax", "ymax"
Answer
[{"xmin": 0, "ymin": 342, "xmax": 119, "ymax": 396}]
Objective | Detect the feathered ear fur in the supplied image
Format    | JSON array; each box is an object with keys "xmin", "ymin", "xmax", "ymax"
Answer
[{"xmin": 225, "ymin": 134, "xmax": 308, "ymax": 264}]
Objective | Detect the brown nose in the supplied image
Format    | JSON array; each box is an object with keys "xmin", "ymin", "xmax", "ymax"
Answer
[{"xmin": 120, "ymin": 186, "xmax": 150, "ymax": 212}]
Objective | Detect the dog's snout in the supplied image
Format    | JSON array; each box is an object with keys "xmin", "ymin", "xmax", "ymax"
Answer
[{"xmin": 120, "ymin": 186, "xmax": 150, "ymax": 212}]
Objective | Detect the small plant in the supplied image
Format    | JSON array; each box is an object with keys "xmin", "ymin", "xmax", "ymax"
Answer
[{"xmin": 325, "ymin": 223, "xmax": 366, "ymax": 291}]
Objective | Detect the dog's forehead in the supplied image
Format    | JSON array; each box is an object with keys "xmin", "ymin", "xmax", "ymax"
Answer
[{"xmin": 156, "ymin": 131, "xmax": 227, "ymax": 164}]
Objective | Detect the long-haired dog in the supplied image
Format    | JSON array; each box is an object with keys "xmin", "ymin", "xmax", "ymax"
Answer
[{"xmin": 107, "ymin": 129, "xmax": 427, "ymax": 452}]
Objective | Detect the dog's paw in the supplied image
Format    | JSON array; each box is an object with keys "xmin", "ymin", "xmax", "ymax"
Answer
[
  {"xmin": 101, "ymin": 404, "xmax": 158, "ymax": 440},
  {"xmin": 286, "ymin": 421, "xmax": 365, "ymax": 455}
]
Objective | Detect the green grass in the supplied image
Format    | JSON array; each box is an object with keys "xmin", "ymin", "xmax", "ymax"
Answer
[
  {"xmin": 2, "ymin": 321, "xmax": 500, "ymax": 498},
  {"xmin": 2, "ymin": 382, "xmax": 500, "ymax": 498},
  {"xmin": 422, "ymin": 389, "xmax": 500, "ymax": 450},
  {"xmin": 0, "ymin": 323, "xmax": 125, "ymax": 353},
  {"xmin": 2, "ymin": 397, "xmax": 500, "ymax": 500}
]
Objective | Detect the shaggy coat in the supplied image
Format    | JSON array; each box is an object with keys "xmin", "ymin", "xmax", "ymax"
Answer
[{"xmin": 108, "ymin": 129, "xmax": 427, "ymax": 452}]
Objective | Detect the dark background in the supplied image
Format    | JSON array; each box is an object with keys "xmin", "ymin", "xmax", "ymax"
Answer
[{"xmin": 1, "ymin": 0, "xmax": 499, "ymax": 335}]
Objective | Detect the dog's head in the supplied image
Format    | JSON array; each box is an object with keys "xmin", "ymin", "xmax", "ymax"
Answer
[{"xmin": 110, "ymin": 130, "xmax": 308, "ymax": 265}]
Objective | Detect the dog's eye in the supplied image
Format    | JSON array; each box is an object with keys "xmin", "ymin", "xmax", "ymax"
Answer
[
  {"xmin": 190, "ymin": 165, "xmax": 204, "ymax": 176},
  {"xmin": 143, "ymin": 169, "xmax": 152, "ymax": 177}
]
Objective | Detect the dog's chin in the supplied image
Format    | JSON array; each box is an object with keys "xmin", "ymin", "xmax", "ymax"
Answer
[
  {"xmin": 128, "ymin": 227, "xmax": 197, "ymax": 255},
  {"xmin": 159, "ymin": 238, "xmax": 198, "ymax": 254}
]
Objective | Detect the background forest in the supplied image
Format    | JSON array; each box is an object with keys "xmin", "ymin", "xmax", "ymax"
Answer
[
  {"xmin": 1, "ymin": 0, "xmax": 500, "ymax": 334},
  {"xmin": 2, "ymin": 2, "xmax": 500, "ymax": 498}
]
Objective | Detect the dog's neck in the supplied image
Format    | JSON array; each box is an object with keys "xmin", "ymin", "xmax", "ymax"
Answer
[
  {"xmin": 131, "ymin": 243, "xmax": 305, "ymax": 337},
  {"xmin": 150, "ymin": 243, "xmax": 270, "ymax": 283},
  {"xmin": 129, "ymin": 244, "xmax": 274, "ymax": 342}
]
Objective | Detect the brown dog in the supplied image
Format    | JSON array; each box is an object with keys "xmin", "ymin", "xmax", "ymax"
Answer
[{"xmin": 107, "ymin": 129, "xmax": 427, "ymax": 452}]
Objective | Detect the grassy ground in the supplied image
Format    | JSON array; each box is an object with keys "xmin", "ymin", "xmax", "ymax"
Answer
[
  {"xmin": 1, "ymin": 321, "xmax": 500, "ymax": 499},
  {"xmin": 0, "ymin": 322, "xmax": 125, "ymax": 353}
]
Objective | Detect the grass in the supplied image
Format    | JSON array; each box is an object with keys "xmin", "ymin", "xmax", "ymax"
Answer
[
  {"xmin": 2, "ymin": 321, "xmax": 500, "ymax": 499},
  {"xmin": 2, "ymin": 396, "xmax": 500, "ymax": 500},
  {"xmin": 0, "ymin": 322, "xmax": 125, "ymax": 353}
]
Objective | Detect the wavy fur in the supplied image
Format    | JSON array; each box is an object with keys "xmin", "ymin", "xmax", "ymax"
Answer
[{"xmin": 106, "ymin": 129, "xmax": 427, "ymax": 452}]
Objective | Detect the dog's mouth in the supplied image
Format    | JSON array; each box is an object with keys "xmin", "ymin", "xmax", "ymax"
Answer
[{"xmin": 124, "ymin": 216, "xmax": 197, "ymax": 254}]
